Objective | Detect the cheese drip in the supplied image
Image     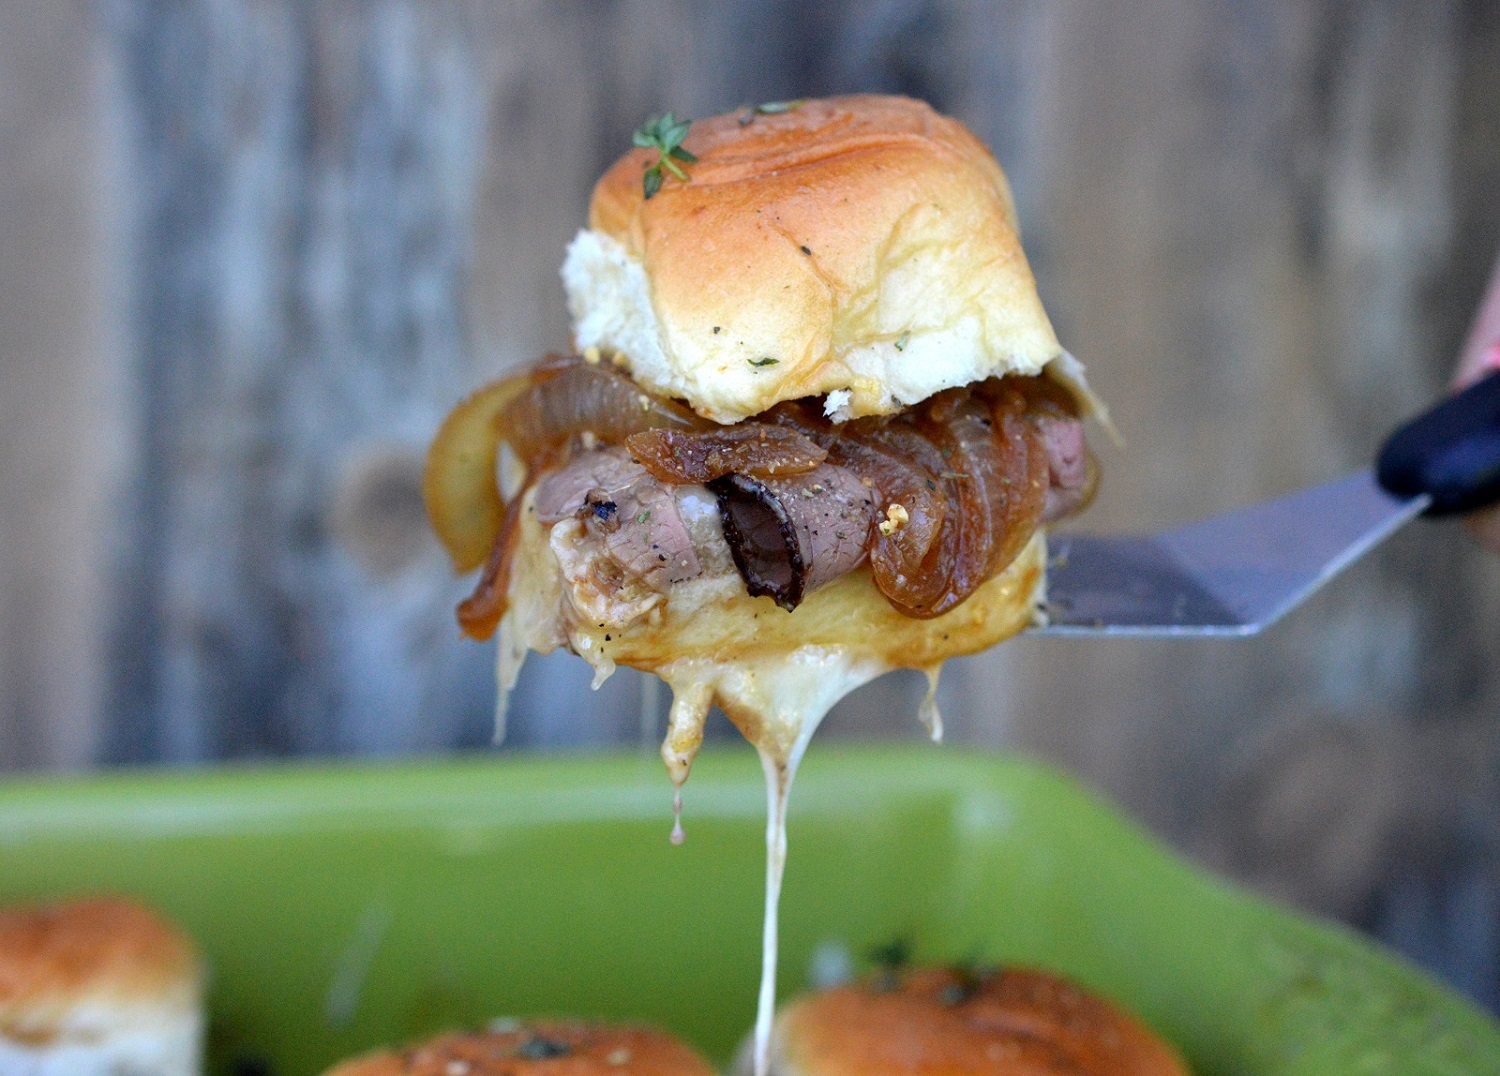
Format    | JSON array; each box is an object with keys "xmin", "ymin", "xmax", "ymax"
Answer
[
  {"xmin": 497, "ymin": 485, "xmax": 1047, "ymax": 1076},
  {"xmin": 656, "ymin": 649, "xmax": 885, "ymax": 1076}
]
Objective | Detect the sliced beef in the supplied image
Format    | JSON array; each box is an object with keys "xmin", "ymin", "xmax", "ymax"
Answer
[
  {"xmin": 710, "ymin": 465, "xmax": 878, "ymax": 612},
  {"xmin": 525, "ymin": 385, "xmax": 1092, "ymax": 623},
  {"xmin": 534, "ymin": 448, "xmax": 703, "ymax": 592},
  {"xmin": 1034, "ymin": 413, "xmax": 1096, "ymax": 523},
  {"xmin": 457, "ymin": 361, "xmax": 1102, "ymax": 640}
]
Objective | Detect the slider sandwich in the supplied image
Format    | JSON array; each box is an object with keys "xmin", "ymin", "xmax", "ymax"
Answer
[
  {"xmin": 738, "ymin": 964, "xmax": 1188, "ymax": 1075},
  {"xmin": 0, "ymin": 896, "xmax": 205, "ymax": 1075},
  {"xmin": 426, "ymin": 93, "xmax": 1102, "ymax": 778}
]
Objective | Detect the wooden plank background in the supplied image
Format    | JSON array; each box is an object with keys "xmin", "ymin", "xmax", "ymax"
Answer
[{"xmin": 3, "ymin": 0, "xmax": 1500, "ymax": 1008}]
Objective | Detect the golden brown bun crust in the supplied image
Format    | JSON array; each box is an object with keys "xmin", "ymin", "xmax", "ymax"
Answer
[
  {"xmin": 771, "ymin": 967, "xmax": 1188, "ymax": 1075},
  {"xmin": 578, "ymin": 95, "xmax": 1062, "ymax": 422},
  {"xmin": 0, "ymin": 896, "xmax": 201, "ymax": 1040},
  {"xmin": 592, "ymin": 95, "xmax": 1017, "ymax": 238},
  {"xmin": 324, "ymin": 1021, "xmax": 715, "ymax": 1076}
]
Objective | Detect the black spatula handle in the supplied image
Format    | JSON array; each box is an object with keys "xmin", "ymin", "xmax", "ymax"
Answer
[{"xmin": 1377, "ymin": 369, "xmax": 1500, "ymax": 516}]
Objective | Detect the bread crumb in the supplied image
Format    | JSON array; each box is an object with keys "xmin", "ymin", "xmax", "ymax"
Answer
[
  {"xmin": 583, "ymin": 346, "xmax": 602, "ymax": 364},
  {"xmin": 878, "ymin": 503, "xmax": 910, "ymax": 536}
]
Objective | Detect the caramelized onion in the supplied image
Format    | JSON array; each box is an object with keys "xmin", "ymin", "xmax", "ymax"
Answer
[
  {"xmin": 837, "ymin": 421, "xmax": 953, "ymax": 615},
  {"xmin": 915, "ymin": 389, "xmax": 1047, "ymax": 615},
  {"xmin": 990, "ymin": 391, "xmax": 1051, "ymax": 566},
  {"xmin": 768, "ymin": 405, "xmax": 949, "ymax": 596},
  {"xmin": 426, "ymin": 354, "xmax": 711, "ymax": 574},
  {"xmin": 626, "ymin": 425, "xmax": 827, "ymax": 483},
  {"xmin": 774, "ymin": 389, "xmax": 1050, "ymax": 619},
  {"xmin": 433, "ymin": 351, "xmax": 1086, "ymax": 632},
  {"xmin": 424, "ymin": 375, "xmax": 531, "ymax": 573},
  {"xmin": 500, "ymin": 357, "xmax": 711, "ymax": 457},
  {"xmin": 455, "ymin": 488, "xmax": 526, "ymax": 641}
]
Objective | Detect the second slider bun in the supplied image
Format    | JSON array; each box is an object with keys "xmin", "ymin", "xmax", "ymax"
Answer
[
  {"xmin": 741, "ymin": 966, "xmax": 1188, "ymax": 1075},
  {"xmin": 322, "ymin": 1019, "xmax": 715, "ymax": 1075},
  {"xmin": 564, "ymin": 94, "xmax": 1069, "ymax": 423},
  {"xmin": 0, "ymin": 896, "xmax": 204, "ymax": 1075}
]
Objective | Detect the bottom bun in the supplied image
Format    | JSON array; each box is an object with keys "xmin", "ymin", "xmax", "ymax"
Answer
[
  {"xmin": 738, "ymin": 966, "xmax": 1188, "ymax": 1075},
  {"xmin": 323, "ymin": 1020, "xmax": 715, "ymax": 1075},
  {"xmin": 506, "ymin": 485, "xmax": 1047, "ymax": 768}
]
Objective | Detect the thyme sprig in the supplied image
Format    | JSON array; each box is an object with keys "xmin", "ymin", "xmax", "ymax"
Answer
[
  {"xmin": 633, "ymin": 112, "xmax": 698, "ymax": 199},
  {"xmin": 515, "ymin": 1036, "xmax": 572, "ymax": 1060},
  {"xmin": 869, "ymin": 937, "xmax": 912, "ymax": 971},
  {"xmin": 867, "ymin": 937, "xmax": 912, "ymax": 992}
]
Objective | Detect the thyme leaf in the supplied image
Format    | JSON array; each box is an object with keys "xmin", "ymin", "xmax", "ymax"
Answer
[
  {"xmin": 633, "ymin": 112, "xmax": 696, "ymax": 199},
  {"xmin": 867, "ymin": 937, "xmax": 912, "ymax": 994},
  {"xmin": 869, "ymin": 937, "xmax": 912, "ymax": 972}
]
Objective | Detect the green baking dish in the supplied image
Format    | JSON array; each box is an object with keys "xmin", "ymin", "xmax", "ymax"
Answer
[{"xmin": 0, "ymin": 745, "xmax": 1495, "ymax": 1074}]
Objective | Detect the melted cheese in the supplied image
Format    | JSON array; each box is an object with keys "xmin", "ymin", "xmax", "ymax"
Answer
[
  {"xmin": 504, "ymin": 486, "xmax": 1044, "ymax": 767},
  {"xmin": 501, "ymin": 486, "xmax": 1047, "ymax": 1076}
]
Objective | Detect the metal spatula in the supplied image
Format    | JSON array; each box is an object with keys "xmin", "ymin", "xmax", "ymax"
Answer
[{"xmin": 1032, "ymin": 370, "xmax": 1500, "ymax": 637}]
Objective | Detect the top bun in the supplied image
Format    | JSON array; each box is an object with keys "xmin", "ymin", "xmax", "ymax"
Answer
[
  {"xmin": 743, "ymin": 966, "xmax": 1188, "ymax": 1076},
  {"xmin": 564, "ymin": 94, "xmax": 1064, "ymax": 423}
]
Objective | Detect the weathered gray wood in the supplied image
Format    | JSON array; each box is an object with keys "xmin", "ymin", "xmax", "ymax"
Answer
[
  {"xmin": 940, "ymin": 0, "xmax": 1500, "ymax": 1003},
  {"xmin": 4, "ymin": 0, "xmax": 1500, "ymax": 1006},
  {"xmin": 0, "ymin": 0, "xmax": 118, "ymax": 771},
  {"xmin": 992, "ymin": 0, "xmax": 1500, "ymax": 829}
]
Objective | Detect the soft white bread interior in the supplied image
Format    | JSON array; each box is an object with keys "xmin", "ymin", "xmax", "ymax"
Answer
[
  {"xmin": 322, "ymin": 1020, "xmax": 716, "ymax": 1075},
  {"xmin": 564, "ymin": 94, "xmax": 1068, "ymax": 424},
  {"xmin": 0, "ymin": 896, "xmax": 204, "ymax": 1075}
]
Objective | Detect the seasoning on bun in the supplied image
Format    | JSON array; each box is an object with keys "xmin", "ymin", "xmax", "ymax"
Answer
[
  {"xmin": 426, "ymin": 94, "xmax": 1102, "ymax": 777},
  {"xmin": 737, "ymin": 965, "xmax": 1188, "ymax": 1075},
  {"xmin": 0, "ymin": 896, "xmax": 205, "ymax": 1075},
  {"xmin": 322, "ymin": 1019, "xmax": 715, "ymax": 1075}
]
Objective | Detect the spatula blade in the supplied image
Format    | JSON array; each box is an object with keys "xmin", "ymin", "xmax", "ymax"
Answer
[{"xmin": 1031, "ymin": 470, "xmax": 1428, "ymax": 637}]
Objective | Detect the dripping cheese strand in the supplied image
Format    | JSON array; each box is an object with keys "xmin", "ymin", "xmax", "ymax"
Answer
[{"xmin": 754, "ymin": 746, "xmax": 791, "ymax": 1076}]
